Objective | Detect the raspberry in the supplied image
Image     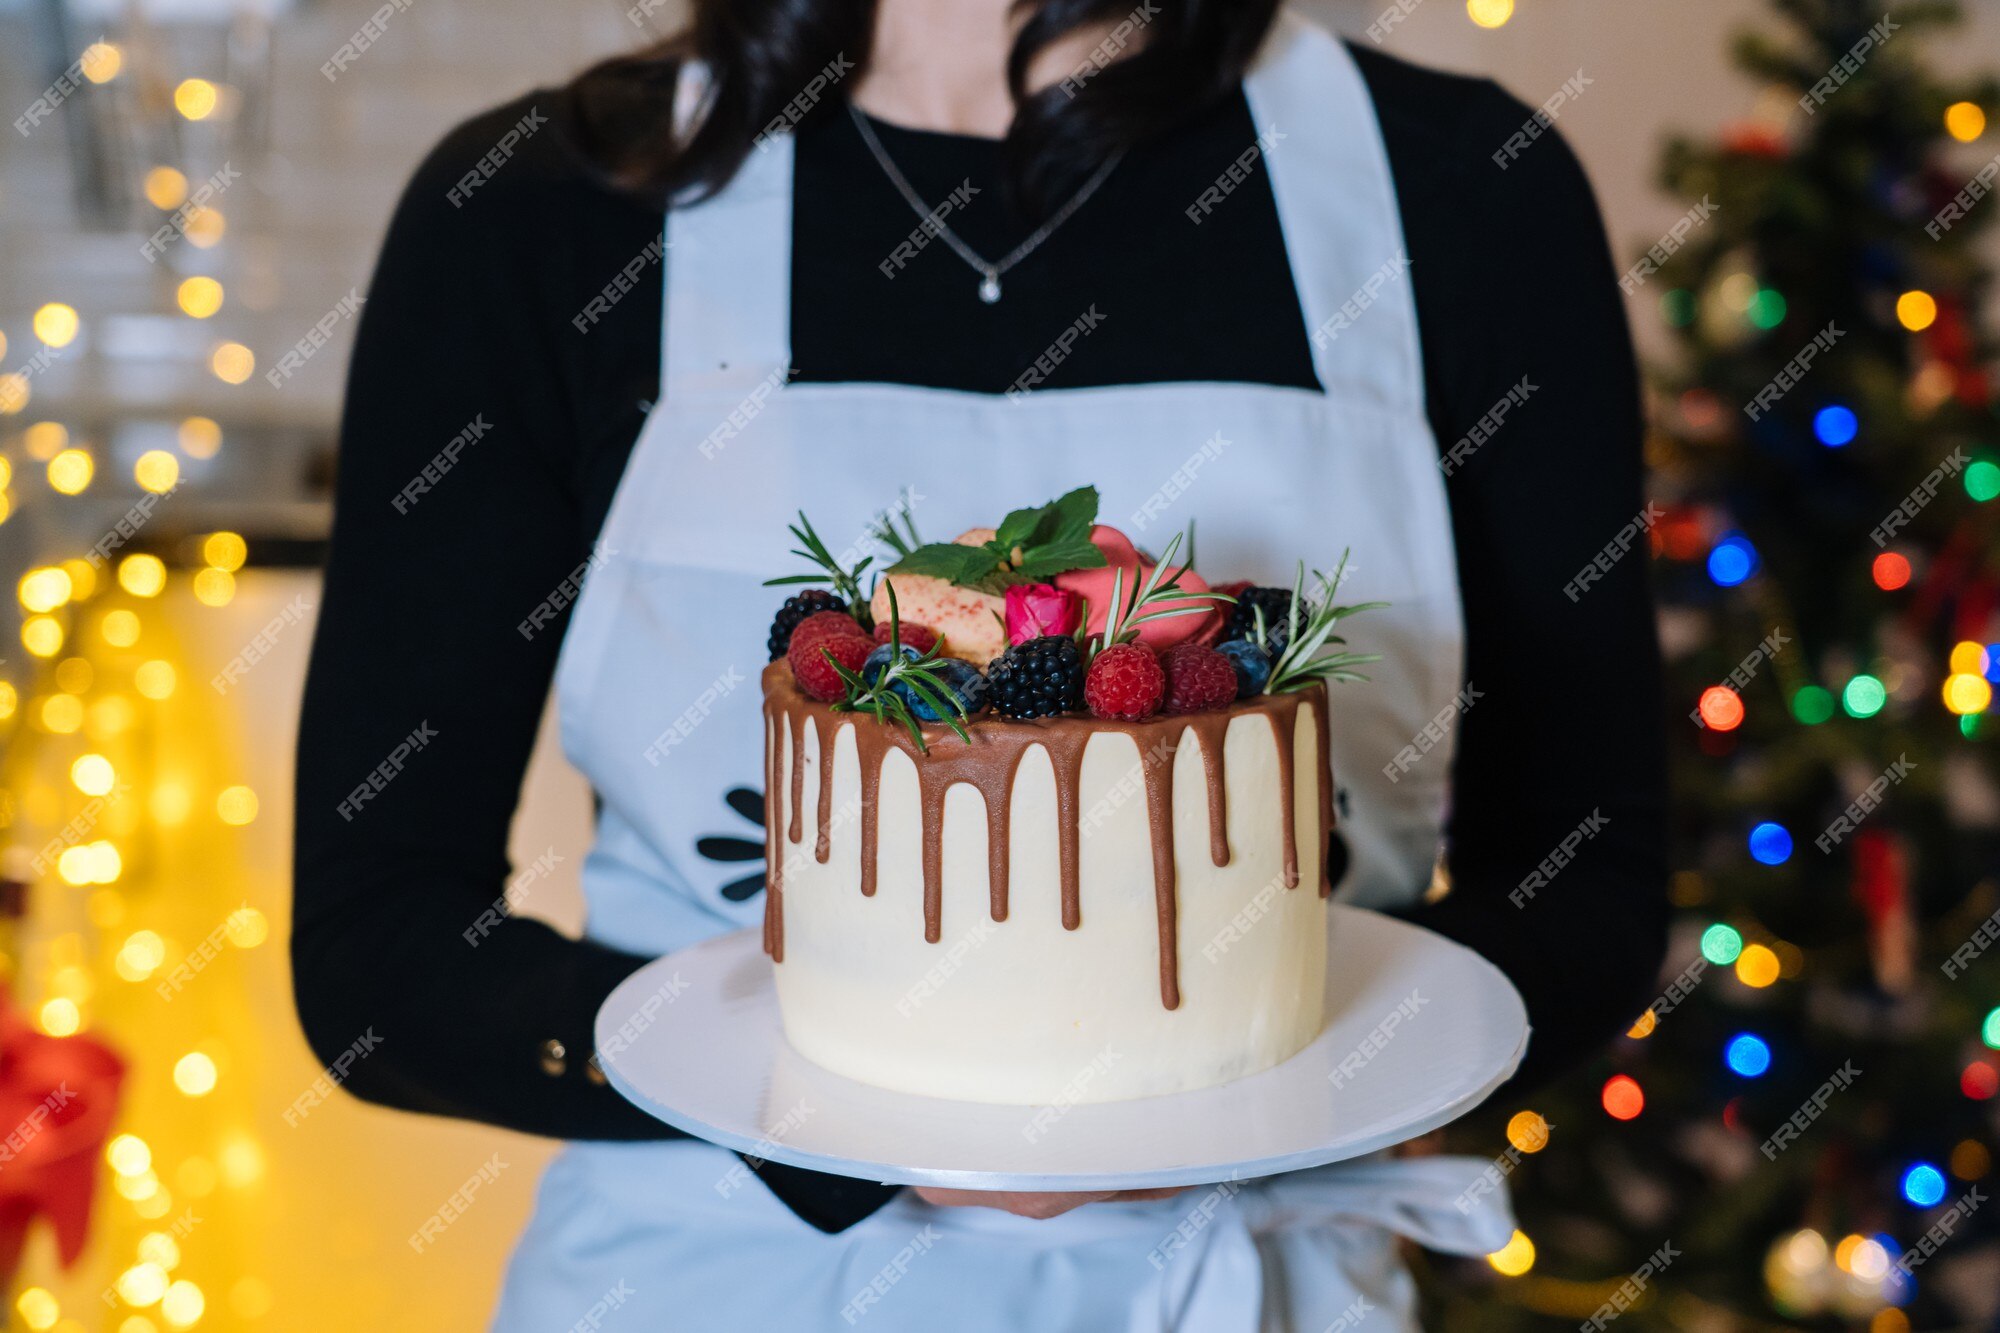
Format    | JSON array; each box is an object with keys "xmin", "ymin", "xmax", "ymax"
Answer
[
  {"xmin": 788, "ymin": 610, "xmax": 869, "ymax": 657},
  {"xmin": 1083, "ymin": 643, "xmax": 1166, "ymax": 721},
  {"xmin": 873, "ymin": 621, "xmax": 941, "ymax": 655},
  {"xmin": 1161, "ymin": 643, "xmax": 1239, "ymax": 714},
  {"xmin": 767, "ymin": 590, "xmax": 847, "ymax": 659},
  {"xmin": 789, "ymin": 632, "xmax": 873, "ymax": 702}
]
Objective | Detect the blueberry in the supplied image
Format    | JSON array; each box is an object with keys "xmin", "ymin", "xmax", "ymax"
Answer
[
  {"xmin": 908, "ymin": 658, "xmax": 989, "ymax": 721},
  {"xmin": 1215, "ymin": 640, "xmax": 1271, "ymax": 699},
  {"xmin": 863, "ymin": 642, "xmax": 920, "ymax": 684}
]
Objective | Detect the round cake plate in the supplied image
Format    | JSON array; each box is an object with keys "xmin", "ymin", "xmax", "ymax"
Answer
[{"xmin": 595, "ymin": 904, "xmax": 1530, "ymax": 1191}]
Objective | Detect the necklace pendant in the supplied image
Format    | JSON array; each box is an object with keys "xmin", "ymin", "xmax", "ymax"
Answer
[{"xmin": 978, "ymin": 273, "xmax": 1002, "ymax": 304}]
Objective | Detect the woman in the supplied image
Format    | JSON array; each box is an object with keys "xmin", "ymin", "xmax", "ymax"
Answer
[{"xmin": 293, "ymin": 0, "xmax": 1668, "ymax": 1325}]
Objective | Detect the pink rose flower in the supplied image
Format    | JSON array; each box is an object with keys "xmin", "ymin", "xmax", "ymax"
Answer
[{"xmin": 1004, "ymin": 583, "xmax": 1084, "ymax": 643}]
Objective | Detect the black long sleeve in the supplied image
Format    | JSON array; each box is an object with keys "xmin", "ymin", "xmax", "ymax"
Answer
[{"xmin": 292, "ymin": 42, "xmax": 1667, "ymax": 1227}]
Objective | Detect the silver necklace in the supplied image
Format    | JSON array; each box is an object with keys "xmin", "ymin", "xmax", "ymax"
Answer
[{"xmin": 848, "ymin": 103, "xmax": 1124, "ymax": 304}]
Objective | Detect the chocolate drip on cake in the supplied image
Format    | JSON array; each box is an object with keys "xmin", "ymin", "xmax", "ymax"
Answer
[{"xmin": 759, "ymin": 665, "xmax": 1333, "ymax": 1009}]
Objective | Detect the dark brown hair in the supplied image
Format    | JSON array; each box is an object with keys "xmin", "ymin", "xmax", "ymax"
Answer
[{"xmin": 560, "ymin": 0, "xmax": 1280, "ymax": 215}]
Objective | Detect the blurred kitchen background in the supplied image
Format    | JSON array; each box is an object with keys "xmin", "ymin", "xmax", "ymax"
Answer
[{"xmin": 2, "ymin": 0, "xmax": 1999, "ymax": 1330}]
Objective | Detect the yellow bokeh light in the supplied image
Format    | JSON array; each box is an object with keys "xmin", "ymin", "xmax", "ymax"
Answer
[
  {"xmin": 173, "ymin": 1052, "xmax": 217, "ymax": 1097},
  {"xmin": 85, "ymin": 691, "xmax": 131, "ymax": 735},
  {"xmin": 80, "ymin": 841, "xmax": 121, "ymax": 884},
  {"xmin": 137, "ymin": 1231, "xmax": 181, "ymax": 1270},
  {"xmin": 16, "ymin": 1287, "xmax": 60, "ymax": 1330},
  {"xmin": 176, "ymin": 276, "xmax": 224, "ymax": 319},
  {"xmin": 219, "ymin": 1135, "xmax": 265, "ymax": 1187},
  {"xmin": 192, "ymin": 566, "xmax": 235, "ymax": 606},
  {"xmin": 1487, "ymin": 1229, "xmax": 1536, "ymax": 1276},
  {"xmin": 226, "ymin": 907, "xmax": 269, "ymax": 949},
  {"xmin": 1896, "ymin": 289, "xmax": 1938, "ymax": 332},
  {"xmin": 0, "ymin": 682, "xmax": 16, "ymax": 722},
  {"xmin": 1944, "ymin": 672, "xmax": 1993, "ymax": 715},
  {"xmin": 1949, "ymin": 641, "xmax": 1990, "ymax": 675},
  {"xmin": 1505, "ymin": 1110, "xmax": 1550, "ymax": 1153},
  {"xmin": 60, "ymin": 558, "xmax": 97, "ymax": 600},
  {"xmin": 135, "ymin": 660, "xmax": 177, "ymax": 700},
  {"xmin": 41, "ymin": 693, "xmax": 84, "ymax": 733},
  {"xmin": 1951, "ymin": 1137, "xmax": 1990, "ymax": 1180},
  {"xmin": 23, "ymin": 421, "xmax": 67, "ymax": 458},
  {"xmin": 203, "ymin": 530, "xmax": 248, "ymax": 571},
  {"xmin": 210, "ymin": 340, "xmax": 254, "ymax": 384},
  {"xmin": 178, "ymin": 416, "xmax": 222, "ymax": 458},
  {"xmin": 229, "ymin": 1277, "xmax": 272, "ymax": 1319},
  {"xmin": 80, "ymin": 41, "xmax": 122, "ymax": 83},
  {"xmin": 1735, "ymin": 942, "xmax": 1781, "ymax": 988},
  {"xmin": 0, "ymin": 372, "xmax": 30, "ymax": 415},
  {"xmin": 116, "ymin": 931, "xmax": 166, "ymax": 982},
  {"xmin": 33, "ymin": 303, "xmax": 80, "ymax": 348},
  {"xmin": 1467, "ymin": 0, "xmax": 1514, "ymax": 28},
  {"xmin": 135, "ymin": 449, "xmax": 180, "ymax": 494},
  {"xmin": 18, "ymin": 565, "xmax": 73, "ymax": 613},
  {"xmin": 120, "ymin": 1318, "xmax": 160, "ymax": 1333},
  {"xmin": 150, "ymin": 782, "xmax": 192, "ymax": 826},
  {"xmin": 108, "ymin": 1134, "xmax": 152, "ymax": 1177},
  {"xmin": 143, "ymin": 167, "xmax": 188, "ymax": 210},
  {"xmin": 38, "ymin": 997, "xmax": 81, "ymax": 1037},
  {"xmin": 161, "ymin": 1280, "xmax": 204, "ymax": 1328},
  {"xmin": 173, "ymin": 78, "xmax": 219, "ymax": 121},
  {"xmin": 102, "ymin": 608, "xmax": 142, "ymax": 647},
  {"xmin": 116, "ymin": 1262, "xmax": 168, "ymax": 1308},
  {"xmin": 119, "ymin": 554, "xmax": 167, "ymax": 598},
  {"xmin": 184, "ymin": 207, "xmax": 226, "ymax": 248},
  {"xmin": 22, "ymin": 615, "xmax": 65, "ymax": 658},
  {"xmin": 134, "ymin": 1187, "xmax": 172, "ymax": 1220},
  {"xmin": 1945, "ymin": 101, "xmax": 1987, "ymax": 143},
  {"xmin": 217, "ymin": 785, "xmax": 258, "ymax": 825},
  {"xmin": 71, "ymin": 753, "xmax": 116, "ymax": 796},
  {"xmin": 48, "ymin": 448, "xmax": 93, "ymax": 495},
  {"xmin": 0, "ymin": 456, "xmax": 9, "ymax": 489}
]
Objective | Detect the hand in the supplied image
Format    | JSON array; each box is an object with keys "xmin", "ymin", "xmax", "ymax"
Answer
[{"xmin": 911, "ymin": 1186, "xmax": 1183, "ymax": 1220}]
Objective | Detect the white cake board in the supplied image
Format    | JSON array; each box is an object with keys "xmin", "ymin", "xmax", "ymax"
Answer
[{"xmin": 596, "ymin": 904, "xmax": 1530, "ymax": 1191}]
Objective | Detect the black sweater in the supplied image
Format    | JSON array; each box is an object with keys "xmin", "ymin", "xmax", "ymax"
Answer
[{"xmin": 293, "ymin": 44, "xmax": 1669, "ymax": 1234}]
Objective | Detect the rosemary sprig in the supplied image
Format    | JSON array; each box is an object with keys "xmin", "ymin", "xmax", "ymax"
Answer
[
  {"xmin": 763, "ymin": 510, "xmax": 876, "ymax": 628},
  {"xmin": 1265, "ymin": 551, "xmax": 1389, "ymax": 694},
  {"xmin": 827, "ymin": 583, "xmax": 971, "ymax": 754},
  {"xmin": 869, "ymin": 503, "xmax": 924, "ymax": 560},
  {"xmin": 1081, "ymin": 527, "xmax": 1235, "ymax": 661}
]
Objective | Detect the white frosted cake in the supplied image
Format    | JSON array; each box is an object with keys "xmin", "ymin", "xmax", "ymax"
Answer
[{"xmin": 756, "ymin": 488, "xmax": 1372, "ymax": 1105}]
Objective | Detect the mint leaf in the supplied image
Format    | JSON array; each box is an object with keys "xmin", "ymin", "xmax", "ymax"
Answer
[
  {"xmin": 1045, "ymin": 485, "xmax": 1099, "ymax": 543},
  {"xmin": 1011, "ymin": 536, "xmax": 1108, "ymax": 582},
  {"xmin": 889, "ymin": 543, "xmax": 1005, "ymax": 586}
]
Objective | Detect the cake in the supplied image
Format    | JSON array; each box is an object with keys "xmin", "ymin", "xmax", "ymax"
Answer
[{"xmin": 758, "ymin": 489, "xmax": 1380, "ymax": 1105}]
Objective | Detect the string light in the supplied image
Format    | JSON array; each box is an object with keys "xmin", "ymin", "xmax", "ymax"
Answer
[
  {"xmin": 193, "ymin": 567, "xmax": 236, "ymax": 606},
  {"xmin": 1871, "ymin": 551, "xmax": 1911, "ymax": 590},
  {"xmin": 1843, "ymin": 673, "xmax": 1887, "ymax": 718},
  {"xmin": 184, "ymin": 207, "xmax": 226, "ymax": 248},
  {"xmin": 1747, "ymin": 288, "xmax": 1787, "ymax": 329},
  {"xmin": 1698, "ymin": 685, "xmax": 1744, "ymax": 730},
  {"xmin": 134, "ymin": 450, "xmax": 180, "ymax": 494},
  {"xmin": 1748, "ymin": 822, "xmax": 1792, "ymax": 864},
  {"xmin": 1466, "ymin": 0, "xmax": 1514, "ymax": 28},
  {"xmin": 217, "ymin": 785, "xmax": 258, "ymax": 825},
  {"xmin": 1945, "ymin": 100, "xmax": 1987, "ymax": 141},
  {"xmin": 173, "ymin": 1052, "xmax": 218, "ymax": 1097},
  {"xmin": 1981, "ymin": 1006, "xmax": 2000, "ymax": 1049},
  {"xmin": 47, "ymin": 447, "xmax": 94, "ymax": 495},
  {"xmin": 33, "ymin": 302, "xmax": 80, "ymax": 348},
  {"xmin": 38, "ymin": 997, "xmax": 81, "ymax": 1037},
  {"xmin": 15, "ymin": 1288, "xmax": 60, "ymax": 1330},
  {"xmin": 79, "ymin": 41, "xmax": 122, "ymax": 83},
  {"xmin": 176, "ymin": 276, "xmax": 224, "ymax": 319},
  {"xmin": 23, "ymin": 420, "xmax": 68, "ymax": 458},
  {"xmin": 1601, "ymin": 1075, "xmax": 1644, "ymax": 1120},
  {"xmin": 1965, "ymin": 459, "xmax": 2000, "ymax": 502},
  {"xmin": 1707, "ymin": 533, "xmax": 1760, "ymax": 587},
  {"xmin": 135, "ymin": 660, "xmax": 178, "ymax": 700},
  {"xmin": 1725, "ymin": 1033, "xmax": 1771, "ymax": 1077},
  {"xmin": 0, "ymin": 372, "xmax": 29, "ymax": 415},
  {"xmin": 1952, "ymin": 1139, "xmax": 1991, "ymax": 1179},
  {"xmin": 173, "ymin": 78, "xmax": 219, "ymax": 120},
  {"xmin": 19, "ymin": 566, "xmax": 73, "ymax": 613},
  {"xmin": 1792, "ymin": 685, "xmax": 1835, "ymax": 724},
  {"xmin": 1487, "ymin": 1229, "xmax": 1535, "ymax": 1274},
  {"xmin": 71, "ymin": 754, "xmax": 116, "ymax": 796},
  {"xmin": 204, "ymin": 531, "xmax": 248, "ymax": 571},
  {"xmin": 1895, "ymin": 290, "xmax": 1937, "ymax": 331},
  {"xmin": 22, "ymin": 615, "xmax": 65, "ymax": 658},
  {"xmin": 102, "ymin": 608, "xmax": 142, "ymax": 647},
  {"xmin": 1960, "ymin": 1063, "xmax": 1997, "ymax": 1100},
  {"xmin": 1736, "ymin": 943, "xmax": 1781, "ymax": 988},
  {"xmin": 1701, "ymin": 923, "xmax": 1744, "ymax": 964},
  {"xmin": 1506, "ymin": 1111, "xmax": 1550, "ymax": 1152},
  {"xmin": 1943, "ymin": 673, "xmax": 1992, "ymax": 715},
  {"xmin": 1627, "ymin": 1009, "xmax": 1658, "ymax": 1039},
  {"xmin": 210, "ymin": 341, "xmax": 254, "ymax": 384},
  {"xmin": 1900, "ymin": 1163, "xmax": 1946, "ymax": 1207},
  {"xmin": 119, "ymin": 554, "xmax": 168, "ymax": 598},
  {"xmin": 144, "ymin": 167, "xmax": 189, "ymax": 210},
  {"xmin": 1812, "ymin": 405, "xmax": 1858, "ymax": 447},
  {"xmin": 179, "ymin": 416, "xmax": 223, "ymax": 458}
]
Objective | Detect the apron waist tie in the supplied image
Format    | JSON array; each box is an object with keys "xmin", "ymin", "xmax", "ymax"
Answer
[{"xmin": 1138, "ymin": 1154, "xmax": 1516, "ymax": 1333}]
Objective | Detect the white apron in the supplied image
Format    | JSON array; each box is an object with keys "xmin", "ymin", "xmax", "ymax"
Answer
[{"xmin": 495, "ymin": 14, "xmax": 1513, "ymax": 1331}]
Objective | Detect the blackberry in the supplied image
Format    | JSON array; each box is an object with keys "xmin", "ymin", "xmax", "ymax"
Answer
[
  {"xmin": 986, "ymin": 636, "xmax": 1085, "ymax": 719},
  {"xmin": 767, "ymin": 590, "xmax": 848, "ymax": 660},
  {"xmin": 1224, "ymin": 586, "xmax": 1296, "ymax": 650}
]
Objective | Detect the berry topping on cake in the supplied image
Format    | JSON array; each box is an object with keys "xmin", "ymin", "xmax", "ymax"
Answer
[
  {"xmin": 1161, "ymin": 643, "xmax": 1239, "ymax": 714},
  {"xmin": 908, "ymin": 659, "xmax": 989, "ymax": 721},
  {"xmin": 1215, "ymin": 640, "xmax": 1273, "ymax": 699},
  {"xmin": 789, "ymin": 632, "xmax": 874, "ymax": 702},
  {"xmin": 788, "ymin": 609, "xmax": 870, "ymax": 658},
  {"xmin": 767, "ymin": 590, "xmax": 849, "ymax": 660},
  {"xmin": 1223, "ymin": 586, "xmax": 1296, "ymax": 649},
  {"xmin": 1084, "ymin": 643, "xmax": 1167, "ymax": 721},
  {"xmin": 873, "ymin": 621, "xmax": 941, "ymax": 655},
  {"xmin": 987, "ymin": 636, "xmax": 1085, "ymax": 720}
]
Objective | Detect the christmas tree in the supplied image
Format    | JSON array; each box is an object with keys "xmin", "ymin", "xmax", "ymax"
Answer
[{"xmin": 1427, "ymin": 2, "xmax": 2000, "ymax": 1327}]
